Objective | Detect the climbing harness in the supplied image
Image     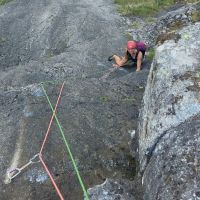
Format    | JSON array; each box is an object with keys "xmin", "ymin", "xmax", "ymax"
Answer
[{"xmin": 7, "ymin": 153, "xmax": 40, "ymax": 183}]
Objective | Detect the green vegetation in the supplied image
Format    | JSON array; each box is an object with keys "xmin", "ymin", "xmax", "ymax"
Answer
[
  {"xmin": 185, "ymin": 0, "xmax": 200, "ymax": 2},
  {"xmin": 156, "ymin": 31, "xmax": 181, "ymax": 44},
  {"xmin": 46, "ymin": 49, "xmax": 55, "ymax": 58},
  {"xmin": 0, "ymin": 0, "xmax": 12, "ymax": 6},
  {"xmin": 114, "ymin": 0, "xmax": 200, "ymax": 17},
  {"xmin": 147, "ymin": 48, "xmax": 155, "ymax": 60},
  {"xmin": 114, "ymin": 0, "xmax": 174, "ymax": 16},
  {"xmin": 191, "ymin": 10, "xmax": 200, "ymax": 22},
  {"xmin": 167, "ymin": 20, "xmax": 186, "ymax": 31},
  {"xmin": 0, "ymin": 37, "xmax": 7, "ymax": 43},
  {"xmin": 123, "ymin": 32, "xmax": 133, "ymax": 40},
  {"xmin": 145, "ymin": 16, "xmax": 156, "ymax": 23},
  {"xmin": 100, "ymin": 96, "xmax": 111, "ymax": 102},
  {"xmin": 132, "ymin": 21, "xmax": 141, "ymax": 28}
]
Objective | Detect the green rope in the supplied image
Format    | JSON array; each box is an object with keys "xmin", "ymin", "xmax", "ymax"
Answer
[{"xmin": 40, "ymin": 82, "xmax": 90, "ymax": 200}]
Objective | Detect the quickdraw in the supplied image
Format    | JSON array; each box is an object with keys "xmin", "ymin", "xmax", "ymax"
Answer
[
  {"xmin": 6, "ymin": 81, "xmax": 89, "ymax": 200},
  {"xmin": 7, "ymin": 153, "xmax": 40, "ymax": 183}
]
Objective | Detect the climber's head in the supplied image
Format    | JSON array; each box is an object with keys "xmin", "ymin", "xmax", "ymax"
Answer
[{"xmin": 127, "ymin": 41, "xmax": 136, "ymax": 51}]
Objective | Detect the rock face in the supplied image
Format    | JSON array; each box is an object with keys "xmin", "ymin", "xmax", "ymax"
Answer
[
  {"xmin": 126, "ymin": 2, "xmax": 200, "ymax": 47},
  {"xmin": 0, "ymin": 0, "xmax": 150, "ymax": 199},
  {"xmin": 137, "ymin": 22, "xmax": 200, "ymax": 199},
  {"xmin": 88, "ymin": 178, "xmax": 139, "ymax": 200},
  {"xmin": 1, "ymin": 0, "xmax": 199, "ymax": 199}
]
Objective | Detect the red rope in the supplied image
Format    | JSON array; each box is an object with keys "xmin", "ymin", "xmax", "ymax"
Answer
[
  {"xmin": 40, "ymin": 82, "xmax": 65, "ymax": 154},
  {"xmin": 39, "ymin": 155, "xmax": 64, "ymax": 200},
  {"xmin": 39, "ymin": 82, "xmax": 65, "ymax": 200}
]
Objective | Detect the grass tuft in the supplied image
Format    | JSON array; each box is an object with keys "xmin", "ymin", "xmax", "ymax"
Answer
[
  {"xmin": 147, "ymin": 48, "xmax": 155, "ymax": 60},
  {"xmin": 191, "ymin": 10, "xmax": 200, "ymax": 22},
  {"xmin": 114, "ymin": 0, "xmax": 200, "ymax": 17},
  {"xmin": 0, "ymin": 0, "xmax": 12, "ymax": 6}
]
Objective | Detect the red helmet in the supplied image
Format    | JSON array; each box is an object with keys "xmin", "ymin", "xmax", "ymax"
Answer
[{"xmin": 127, "ymin": 41, "xmax": 136, "ymax": 49}]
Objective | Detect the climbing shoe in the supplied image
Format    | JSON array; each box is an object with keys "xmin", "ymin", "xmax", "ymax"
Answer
[{"xmin": 108, "ymin": 55, "xmax": 114, "ymax": 61}]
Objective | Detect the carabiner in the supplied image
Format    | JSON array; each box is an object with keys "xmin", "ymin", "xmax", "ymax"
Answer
[
  {"xmin": 30, "ymin": 153, "xmax": 40, "ymax": 163},
  {"xmin": 7, "ymin": 168, "xmax": 21, "ymax": 181}
]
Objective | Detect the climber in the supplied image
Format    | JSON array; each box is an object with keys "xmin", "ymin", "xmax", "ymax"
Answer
[{"xmin": 108, "ymin": 40, "xmax": 146, "ymax": 72}]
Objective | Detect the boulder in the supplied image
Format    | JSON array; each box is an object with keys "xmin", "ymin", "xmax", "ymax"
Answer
[{"xmin": 137, "ymin": 22, "xmax": 200, "ymax": 199}]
